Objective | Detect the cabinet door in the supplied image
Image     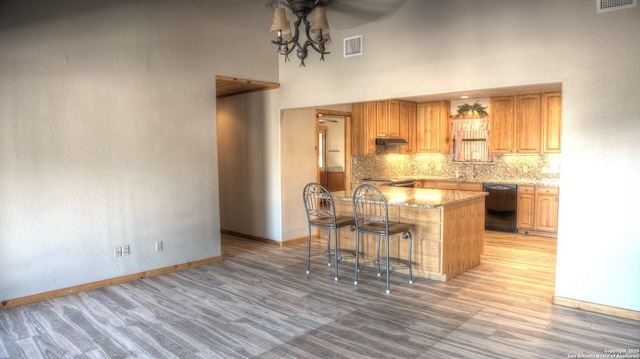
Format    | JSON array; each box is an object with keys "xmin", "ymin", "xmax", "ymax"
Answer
[
  {"xmin": 535, "ymin": 187, "xmax": 559, "ymax": 232},
  {"xmin": 440, "ymin": 100, "xmax": 452, "ymax": 154},
  {"xmin": 515, "ymin": 94, "xmax": 542, "ymax": 153},
  {"xmin": 350, "ymin": 102, "xmax": 376, "ymax": 155},
  {"xmin": 365, "ymin": 102, "xmax": 377, "ymax": 154},
  {"xmin": 351, "ymin": 103, "xmax": 366, "ymax": 156},
  {"xmin": 416, "ymin": 102, "xmax": 442, "ymax": 153},
  {"xmin": 398, "ymin": 101, "xmax": 417, "ymax": 154},
  {"xmin": 375, "ymin": 100, "xmax": 389, "ymax": 137},
  {"xmin": 542, "ymin": 92, "xmax": 562, "ymax": 153},
  {"xmin": 387, "ymin": 100, "xmax": 400, "ymax": 137},
  {"xmin": 490, "ymin": 96, "xmax": 515, "ymax": 153},
  {"xmin": 517, "ymin": 186, "xmax": 535, "ymax": 230}
]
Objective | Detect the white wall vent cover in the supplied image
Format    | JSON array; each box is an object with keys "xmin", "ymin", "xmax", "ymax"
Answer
[
  {"xmin": 344, "ymin": 35, "xmax": 362, "ymax": 58},
  {"xmin": 597, "ymin": 0, "xmax": 637, "ymax": 13}
]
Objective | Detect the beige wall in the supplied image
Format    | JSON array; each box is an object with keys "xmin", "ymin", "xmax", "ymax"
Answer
[{"xmin": 0, "ymin": 1, "xmax": 277, "ymax": 301}]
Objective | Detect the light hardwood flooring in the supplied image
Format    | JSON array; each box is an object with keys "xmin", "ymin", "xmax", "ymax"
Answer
[{"xmin": 1, "ymin": 231, "xmax": 639, "ymax": 358}]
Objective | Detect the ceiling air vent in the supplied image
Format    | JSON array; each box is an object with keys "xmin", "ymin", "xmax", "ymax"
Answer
[
  {"xmin": 344, "ymin": 35, "xmax": 362, "ymax": 58},
  {"xmin": 597, "ymin": 0, "xmax": 637, "ymax": 13}
]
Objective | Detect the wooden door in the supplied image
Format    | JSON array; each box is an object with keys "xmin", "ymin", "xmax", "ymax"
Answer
[
  {"xmin": 515, "ymin": 94, "xmax": 541, "ymax": 153},
  {"xmin": 490, "ymin": 96, "xmax": 515, "ymax": 153},
  {"xmin": 542, "ymin": 92, "xmax": 562, "ymax": 153}
]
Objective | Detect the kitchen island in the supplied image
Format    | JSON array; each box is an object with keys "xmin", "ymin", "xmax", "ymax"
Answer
[{"xmin": 329, "ymin": 187, "xmax": 487, "ymax": 282}]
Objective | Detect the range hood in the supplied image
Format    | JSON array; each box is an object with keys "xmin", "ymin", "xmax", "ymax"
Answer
[{"xmin": 375, "ymin": 138, "xmax": 408, "ymax": 146}]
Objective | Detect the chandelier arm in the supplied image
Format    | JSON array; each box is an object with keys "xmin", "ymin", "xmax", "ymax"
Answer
[
  {"xmin": 306, "ymin": 39, "xmax": 329, "ymax": 55},
  {"xmin": 302, "ymin": 16, "xmax": 328, "ymax": 56}
]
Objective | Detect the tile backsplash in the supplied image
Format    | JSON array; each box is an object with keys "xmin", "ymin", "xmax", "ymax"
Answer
[{"xmin": 351, "ymin": 153, "xmax": 561, "ymax": 183}]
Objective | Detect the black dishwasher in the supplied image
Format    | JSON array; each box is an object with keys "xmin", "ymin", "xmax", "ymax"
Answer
[{"xmin": 483, "ymin": 183, "xmax": 518, "ymax": 232}]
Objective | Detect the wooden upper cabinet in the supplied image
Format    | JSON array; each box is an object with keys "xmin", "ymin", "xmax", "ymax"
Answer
[
  {"xmin": 388, "ymin": 100, "xmax": 400, "ymax": 138},
  {"xmin": 515, "ymin": 94, "xmax": 542, "ymax": 153},
  {"xmin": 440, "ymin": 101, "xmax": 452, "ymax": 154},
  {"xmin": 375, "ymin": 100, "xmax": 399, "ymax": 138},
  {"xmin": 350, "ymin": 103, "xmax": 365, "ymax": 155},
  {"xmin": 351, "ymin": 102, "xmax": 376, "ymax": 155},
  {"xmin": 490, "ymin": 96, "xmax": 515, "ymax": 153},
  {"xmin": 542, "ymin": 92, "xmax": 562, "ymax": 153},
  {"xmin": 398, "ymin": 100, "xmax": 417, "ymax": 154},
  {"xmin": 416, "ymin": 100, "xmax": 450, "ymax": 153},
  {"xmin": 375, "ymin": 100, "xmax": 389, "ymax": 137}
]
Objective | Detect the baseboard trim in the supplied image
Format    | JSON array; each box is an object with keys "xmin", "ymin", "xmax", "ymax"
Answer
[
  {"xmin": 553, "ymin": 295, "xmax": 640, "ymax": 321},
  {"xmin": 1, "ymin": 256, "xmax": 223, "ymax": 310},
  {"xmin": 221, "ymin": 229, "xmax": 310, "ymax": 247}
]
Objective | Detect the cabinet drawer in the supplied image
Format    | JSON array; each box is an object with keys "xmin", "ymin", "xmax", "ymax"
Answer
[
  {"xmin": 458, "ymin": 183, "xmax": 483, "ymax": 192},
  {"xmin": 436, "ymin": 181, "xmax": 458, "ymax": 190},
  {"xmin": 518, "ymin": 186, "xmax": 535, "ymax": 194},
  {"xmin": 421, "ymin": 180, "xmax": 437, "ymax": 189},
  {"xmin": 537, "ymin": 187, "xmax": 559, "ymax": 195}
]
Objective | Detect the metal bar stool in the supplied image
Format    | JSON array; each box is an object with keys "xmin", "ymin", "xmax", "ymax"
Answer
[
  {"xmin": 303, "ymin": 183, "xmax": 355, "ymax": 281},
  {"xmin": 352, "ymin": 184, "xmax": 413, "ymax": 293}
]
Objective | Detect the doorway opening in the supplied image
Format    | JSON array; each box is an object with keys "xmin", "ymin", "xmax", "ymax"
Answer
[{"xmin": 315, "ymin": 110, "xmax": 351, "ymax": 192}]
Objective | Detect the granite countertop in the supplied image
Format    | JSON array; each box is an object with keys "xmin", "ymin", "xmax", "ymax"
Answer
[
  {"xmin": 331, "ymin": 187, "xmax": 488, "ymax": 209},
  {"xmin": 355, "ymin": 176, "xmax": 560, "ymax": 187}
]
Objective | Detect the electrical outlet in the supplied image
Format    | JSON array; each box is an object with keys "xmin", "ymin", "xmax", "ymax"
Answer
[
  {"xmin": 156, "ymin": 241, "xmax": 163, "ymax": 252},
  {"xmin": 123, "ymin": 245, "xmax": 130, "ymax": 256},
  {"xmin": 523, "ymin": 166, "xmax": 528, "ymax": 173},
  {"xmin": 114, "ymin": 246, "xmax": 123, "ymax": 257}
]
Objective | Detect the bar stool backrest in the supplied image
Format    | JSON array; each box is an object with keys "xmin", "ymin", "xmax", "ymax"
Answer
[
  {"xmin": 303, "ymin": 183, "xmax": 336, "ymax": 227},
  {"xmin": 352, "ymin": 184, "xmax": 389, "ymax": 231}
]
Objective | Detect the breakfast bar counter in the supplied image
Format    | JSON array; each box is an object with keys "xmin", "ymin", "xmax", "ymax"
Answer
[{"xmin": 329, "ymin": 187, "xmax": 487, "ymax": 282}]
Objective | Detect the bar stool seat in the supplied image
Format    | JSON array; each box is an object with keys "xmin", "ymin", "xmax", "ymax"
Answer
[{"xmin": 303, "ymin": 183, "xmax": 356, "ymax": 281}]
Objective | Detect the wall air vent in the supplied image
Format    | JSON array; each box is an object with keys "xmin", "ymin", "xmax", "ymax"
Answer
[
  {"xmin": 344, "ymin": 35, "xmax": 362, "ymax": 58},
  {"xmin": 597, "ymin": 0, "xmax": 637, "ymax": 13}
]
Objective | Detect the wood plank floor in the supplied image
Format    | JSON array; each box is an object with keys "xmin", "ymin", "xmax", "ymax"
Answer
[{"xmin": 1, "ymin": 231, "xmax": 639, "ymax": 358}]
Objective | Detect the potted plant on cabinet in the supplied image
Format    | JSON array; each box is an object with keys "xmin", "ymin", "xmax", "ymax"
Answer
[{"xmin": 455, "ymin": 100, "xmax": 489, "ymax": 118}]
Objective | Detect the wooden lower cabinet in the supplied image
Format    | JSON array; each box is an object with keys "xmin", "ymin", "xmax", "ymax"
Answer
[
  {"xmin": 517, "ymin": 185, "xmax": 559, "ymax": 235},
  {"xmin": 535, "ymin": 187, "xmax": 560, "ymax": 232},
  {"xmin": 516, "ymin": 186, "xmax": 536, "ymax": 229}
]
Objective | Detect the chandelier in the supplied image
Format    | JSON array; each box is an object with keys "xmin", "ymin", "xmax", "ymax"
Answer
[{"xmin": 269, "ymin": 0, "xmax": 331, "ymax": 67}]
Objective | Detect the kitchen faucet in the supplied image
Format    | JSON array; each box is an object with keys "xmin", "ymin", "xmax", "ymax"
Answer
[{"xmin": 470, "ymin": 161, "xmax": 477, "ymax": 179}]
